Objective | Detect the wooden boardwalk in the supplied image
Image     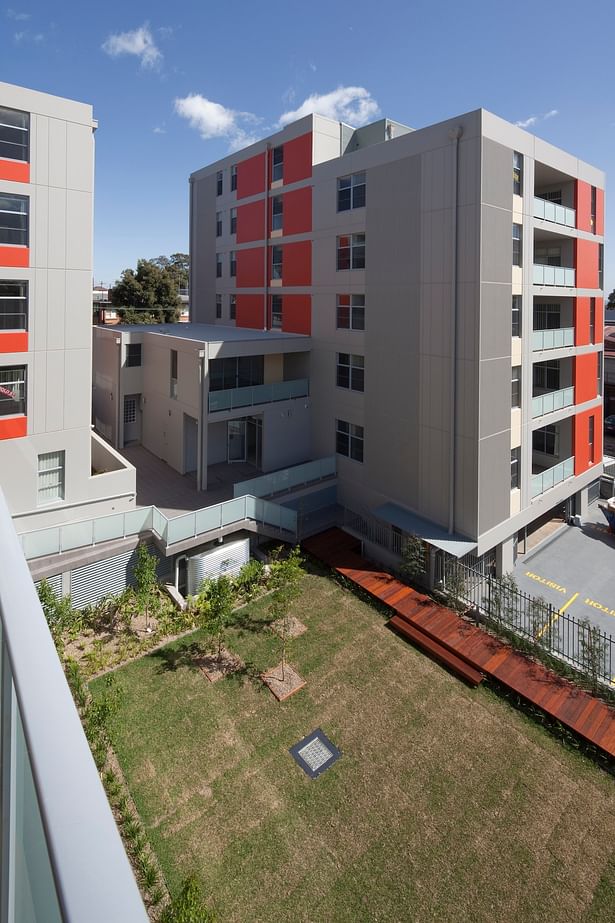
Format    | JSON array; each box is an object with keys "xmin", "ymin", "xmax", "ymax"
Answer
[{"xmin": 303, "ymin": 527, "xmax": 615, "ymax": 761}]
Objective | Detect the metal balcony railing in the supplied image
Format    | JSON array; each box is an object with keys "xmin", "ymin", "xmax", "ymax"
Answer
[
  {"xmin": 532, "ymin": 327, "xmax": 574, "ymax": 350},
  {"xmin": 532, "ymin": 386, "xmax": 575, "ymax": 418},
  {"xmin": 533, "ymin": 264, "xmax": 576, "ymax": 287},
  {"xmin": 531, "ymin": 456, "xmax": 575, "ymax": 498},
  {"xmin": 0, "ymin": 490, "xmax": 148, "ymax": 922},
  {"xmin": 208, "ymin": 378, "xmax": 309, "ymax": 413},
  {"xmin": 533, "ymin": 196, "xmax": 576, "ymax": 228}
]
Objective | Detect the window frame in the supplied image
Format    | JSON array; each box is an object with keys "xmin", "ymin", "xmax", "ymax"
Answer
[
  {"xmin": 512, "ymin": 223, "xmax": 522, "ymax": 267},
  {"xmin": 336, "ymin": 233, "xmax": 366, "ymax": 271},
  {"xmin": 170, "ymin": 349, "xmax": 178, "ymax": 400},
  {"xmin": 337, "ymin": 172, "xmax": 366, "ymax": 212},
  {"xmin": 231, "ymin": 164, "xmax": 237, "ymax": 192},
  {"xmin": 0, "ymin": 365, "xmax": 26, "ymax": 416},
  {"xmin": 511, "ymin": 294, "xmax": 521, "ymax": 338},
  {"xmin": 512, "ymin": 152, "xmax": 523, "ymax": 196},
  {"xmin": 0, "ymin": 106, "xmax": 29, "ymax": 163},
  {"xmin": 230, "ymin": 251, "xmax": 237, "ymax": 278},
  {"xmin": 271, "ymin": 294, "xmax": 282, "ymax": 329},
  {"xmin": 511, "ymin": 366, "xmax": 521, "ymax": 408},
  {"xmin": 125, "ymin": 343, "xmax": 142, "ymax": 368},
  {"xmin": 216, "ymin": 294, "xmax": 222, "ymax": 319},
  {"xmin": 511, "ymin": 446, "xmax": 520, "ymax": 490},
  {"xmin": 271, "ymin": 195, "xmax": 283, "ymax": 232},
  {"xmin": 37, "ymin": 450, "xmax": 65, "ymax": 505},
  {"xmin": 336, "ymin": 418, "xmax": 364, "ymax": 463},
  {"xmin": 533, "ymin": 424, "xmax": 558, "ymax": 456},
  {"xmin": 336, "ymin": 294, "xmax": 365, "ymax": 331},
  {"xmin": 336, "ymin": 352, "xmax": 365, "ymax": 392},
  {"xmin": 0, "ymin": 280, "xmax": 28, "ymax": 331},
  {"xmin": 230, "ymin": 207, "xmax": 237, "ymax": 235},
  {"xmin": 272, "ymin": 146, "xmax": 283, "ymax": 182},
  {"xmin": 230, "ymin": 294, "xmax": 236, "ymax": 320},
  {"xmin": 216, "ymin": 171, "xmax": 223, "ymax": 196},
  {"xmin": 0, "ymin": 193, "xmax": 29, "ymax": 248},
  {"xmin": 215, "ymin": 212, "xmax": 222, "ymax": 237},
  {"xmin": 271, "ymin": 245, "xmax": 283, "ymax": 280},
  {"xmin": 216, "ymin": 253, "xmax": 222, "ymax": 278}
]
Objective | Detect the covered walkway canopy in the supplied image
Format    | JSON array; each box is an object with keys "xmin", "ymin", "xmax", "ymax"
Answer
[{"xmin": 373, "ymin": 502, "xmax": 477, "ymax": 559}]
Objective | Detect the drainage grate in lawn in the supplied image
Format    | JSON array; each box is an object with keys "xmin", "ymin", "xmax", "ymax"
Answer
[{"xmin": 289, "ymin": 728, "xmax": 341, "ymax": 779}]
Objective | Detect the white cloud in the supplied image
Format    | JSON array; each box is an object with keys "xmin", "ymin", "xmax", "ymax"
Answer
[
  {"xmin": 278, "ymin": 86, "xmax": 379, "ymax": 128},
  {"xmin": 516, "ymin": 108, "xmax": 559, "ymax": 130},
  {"xmin": 309, "ymin": 61, "xmax": 317, "ymax": 72},
  {"xmin": 13, "ymin": 28, "xmax": 43, "ymax": 43},
  {"xmin": 174, "ymin": 94, "xmax": 260, "ymax": 150},
  {"xmin": 153, "ymin": 125, "xmax": 166, "ymax": 134},
  {"xmin": 102, "ymin": 23, "xmax": 162, "ymax": 69},
  {"xmin": 5, "ymin": 8, "xmax": 30, "ymax": 20}
]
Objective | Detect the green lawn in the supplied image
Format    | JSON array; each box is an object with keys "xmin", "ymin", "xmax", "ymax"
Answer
[{"xmin": 93, "ymin": 570, "xmax": 615, "ymax": 922}]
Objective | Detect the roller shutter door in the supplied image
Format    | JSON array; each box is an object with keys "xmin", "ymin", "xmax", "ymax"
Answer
[
  {"xmin": 69, "ymin": 544, "xmax": 171, "ymax": 609},
  {"xmin": 34, "ymin": 574, "xmax": 63, "ymax": 597}
]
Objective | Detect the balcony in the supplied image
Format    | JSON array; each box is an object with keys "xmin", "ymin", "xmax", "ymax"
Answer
[
  {"xmin": 0, "ymin": 489, "xmax": 147, "ymax": 922},
  {"xmin": 208, "ymin": 378, "xmax": 309, "ymax": 413},
  {"xmin": 532, "ymin": 328, "xmax": 574, "ymax": 351},
  {"xmin": 532, "ymin": 386, "xmax": 575, "ymax": 418},
  {"xmin": 531, "ymin": 456, "xmax": 575, "ymax": 498},
  {"xmin": 533, "ymin": 196, "xmax": 575, "ymax": 229},
  {"xmin": 533, "ymin": 264, "xmax": 576, "ymax": 287}
]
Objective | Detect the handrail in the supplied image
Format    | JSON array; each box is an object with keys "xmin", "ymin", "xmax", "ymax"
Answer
[
  {"xmin": 19, "ymin": 493, "xmax": 297, "ymax": 560},
  {"xmin": 233, "ymin": 456, "xmax": 336, "ymax": 498},
  {"xmin": 531, "ymin": 457, "xmax": 575, "ymax": 498},
  {"xmin": 0, "ymin": 489, "xmax": 148, "ymax": 921},
  {"xmin": 531, "ymin": 386, "xmax": 575, "ymax": 418}
]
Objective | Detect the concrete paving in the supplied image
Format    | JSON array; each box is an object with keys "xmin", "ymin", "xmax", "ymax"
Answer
[{"xmin": 513, "ymin": 500, "xmax": 615, "ymax": 665}]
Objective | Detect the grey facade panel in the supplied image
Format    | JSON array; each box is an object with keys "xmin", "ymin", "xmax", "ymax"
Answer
[
  {"xmin": 480, "ymin": 204, "xmax": 513, "ymax": 284},
  {"xmin": 482, "ymin": 137, "xmax": 514, "ymax": 209},
  {"xmin": 480, "ymin": 283, "xmax": 513, "ymax": 362},
  {"xmin": 478, "ymin": 430, "xmax": 512, "ymax": 534}
]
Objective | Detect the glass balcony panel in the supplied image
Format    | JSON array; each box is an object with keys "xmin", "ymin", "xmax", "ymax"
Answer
[
  {"xmin": 93, "ymin": 513, "xmax": 126, "ymax": 543},
  {"xmin": 533, "ymin": 264, "xmax": 575, "ymax": 287},
  {"xmin": 533, "ymin": 197, "xmax": 576, "ymax": 229},
  {"xmin": 152, "ymin": 507, "xmax": 166, "ymax": 539},
  {"xmin": 531, "ymin": 475, "xmax": 543, "ymax": 498},
  {"xmin": 565, "ymin": 208, "xmax": 576, "ymax": 227},
  {"xmin": 531, "ymin": 456, "xmax": 575, "ymax": 498},
  {"xmin": 195, "ymin": 505, "xmax": 222, "ymax": 534},
  {"xmin": 60, "ymin": 520, "xmax": 94, "ymax": 552},
  {"xmin": 565, "ymin": 268, "xmax": 575, "ymax": 286},
  {"xmin": 531, "ymin": 387, "xmax": 574, "ymax": 418},
  {"xmin": 124, "ymin": 507, "xmax": 152, "ymax": 535},
  {"xmin": 221, "ymin": 497, "xmax": 246, "ymax": 526},
  {"xmin": 21, "ymin": 528, "xmax": 60, "ymax": 558},
  {"xmin": 533, "ymin": 198, "xmax": 545, "ymax": 220},
  {"xmin": 166, "ymin": 512, "xmax": 196, "ymax": 544},
  {"xmin": 555, "ymin": 205, "xmax": 566, "ymax": 225},
  {"xmin": 208, "ymin": 379, "xmax": 308, "ymax": 413},
  {"xmin": 233, "ymin": 456, "xmax": 336, "ymax": 499},
  {"xmin": 544, "ymin": 201, "xmax": 556, "ymax": 222}
]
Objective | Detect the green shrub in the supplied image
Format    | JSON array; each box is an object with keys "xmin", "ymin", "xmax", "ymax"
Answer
[
  {"xmin": 234, "ymin": 558, "xmax": 265, "ymax": 599},
  {"xmin": 160, "ymin": 876, "xmax": 215, "ymax": 923}
]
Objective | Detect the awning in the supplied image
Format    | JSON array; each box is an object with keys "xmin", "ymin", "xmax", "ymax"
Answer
[{"xmin": 373, "ymin": 502, "xmax": 477, "ymax": 559}]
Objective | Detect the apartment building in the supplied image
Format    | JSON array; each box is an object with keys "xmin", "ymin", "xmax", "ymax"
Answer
[
  {"xmin": 189, "ymin": 109, "xmax": 605, "ymax": 575},
  {"xmin": 0, "ymin": 81, "xmax": 135, "ymax": 536}
]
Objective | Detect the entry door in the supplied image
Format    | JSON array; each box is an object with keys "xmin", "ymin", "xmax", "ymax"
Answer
[
  {"xmin": 123, "ymin": 395, "xmax": 141, "ymax": 445},
  {"xmin": 228, "ymin": 420, "xmax": 246, "ymax": 462}
]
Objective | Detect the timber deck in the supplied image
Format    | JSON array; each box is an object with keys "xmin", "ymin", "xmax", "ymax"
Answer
[{"xmin": 303, "ymin": 527, "xmax": 615, "ymax": 761}]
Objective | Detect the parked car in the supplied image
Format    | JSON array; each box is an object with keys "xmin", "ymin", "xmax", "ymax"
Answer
[{"xmin": 604, "ymin": 415, "xmax": 615, "ymax": 436}]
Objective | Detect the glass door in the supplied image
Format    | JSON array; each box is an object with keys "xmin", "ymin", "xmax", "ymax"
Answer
[{"xmin": 227, "ymin": 420, "xmax": 246, "ymax": 462}]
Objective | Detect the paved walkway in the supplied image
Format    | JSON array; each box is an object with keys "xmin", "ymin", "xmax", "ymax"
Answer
[{"xmin": 303, "ymin": 528, "xmax": 615, "ymax": 761}]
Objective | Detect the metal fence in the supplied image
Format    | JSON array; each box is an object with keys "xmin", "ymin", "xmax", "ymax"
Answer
[{"xmin": 443, "ymin": 559, "xmax": 615, "ymax": 686}]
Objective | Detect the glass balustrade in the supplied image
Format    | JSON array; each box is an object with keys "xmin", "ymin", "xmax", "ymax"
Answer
[
  {"xmin": 234, "ymin": 456, "xmax": 336, "ymax": 498},
  {"xmin": 533, "ymin": 196, "xmax": 576, "ymax": 228},
  {"xmin": 532, "ymin": 387, "xmax": 575, "ymax": 418},
  {"xmin": 532, "ymin": 328, "xmax": 574, "ymax": 350},
  {"xmin": 208, "ymin": 378, "xmax": 308, "ymax": 413},
  {"xmin": 531, "ymin": 457, "xmax": 575, "ymax": 498},
  {"xmin": 533, "ymin": 264, "xmax": 576, "ymax": 287}
]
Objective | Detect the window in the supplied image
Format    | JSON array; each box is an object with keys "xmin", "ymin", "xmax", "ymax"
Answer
[
  {"xmin": 216, "ymin": 294, "xmax": 222, "ymax": 319},
  {"xmin": 512, "ymin": 152, "xmax": 523, "ymax": 196},
  {"xmin": 216, "ymin": 171, "xmax": 223, "ymax": 196},
  {"xmin": 0, "ymin": 280, "xmax": 27, "ymax": 330},
  {"xmin": 533, "ymin": 424, "xmax": 558, "ymax": 456},
  {"xmin": 231, "ymin": 164, "xmax": 237, "ymax": 192},
  {"xmin": 0, "ymin": 194, "xmax": 28, "ymax": 247},
  {"xmin": 125, "ymin": 343, "xmax": 142, "ymax": 367},
  {"xmin": 597, "ymin": 351, "xmax": 603, "ymax": 396},
  {"xmin": 511, "ymin": 447, "xmax": 520, "ymax": 490},
  {"xmin": 589, "ymin": 415, "xmax": 595, "ymax": 462},
  {"xmin": 540, "ymin": 189, "xmax": 562, "ymax": 205},
  {"xmin": 336, "ymin": 353, "xmax": 364, "ymax": 392},
  {"xmin": 511, "ymin": 295, "xmax": 521, "ymax": 337},
  {"xmin": 271, "ymin": 294, "xmax": 282, "ymax": 328},
  {"xmin": 230, "ymin": 294, "xmax": 236, "ymax": 320},
  {"xmin": 230, "ymin": 251, "xmax": 236, "ymax": 277},
  {"xmin": 216, "ymin": 212, "xmax": 222, "ymax": 237},
  {"xmin": 535, "ymin": 245, "xmax": 561, "ymax": 267},
  {"xmin": 534, "ymin": 302, "xmax": 561, "ymax": 330},
  {"xmin": 337, "ymin": 172, "xmax": 366, "ymax": 211},
  {"xmin": 37, "ymin": 451, "xmax": 65, "ymax": 504},
  {"xmin": 230, "ymin": 207, "xmax": 237, "ymax": 235},
  {"xmin": 0, "ymin": 106, "xmax": 29, "ymax": 162},
  {"xmin": 512, "ymin": 367, "xmax": 521, "ymax": 408},
  {"xmin": 533, "ymin": 361, "xmax": 559, "ymax": 391},
  {"xmin": 209, "ymin": 355, "xmax": 264, "ymax": 391},
  {"xmin": 272, "ymin": 145, "xmax": 283, "ymax": 182},
  {"xmin": 591, "ymin": 186, "xmax": 596, "ymax": 233},
  {"xmin": 216, "ymin": 253, "xmax": 222, "ymax": 278},
  {"xmin": 271, "ymin": 245, "xmax": 283, "ymax": 280},
  {"xmin": 170, "ymin": 349, "xmax": 178, "ymax": 399},
  {"xmin": 336, "ymin": 419, "xmax": 364, "ymax": 462},
  {"xmin": 337, "ymin": 233, "xmax": 366, "ymax": 271},
  {"xmin": 599, "ymin": 244, "xmax": 604, "ymax": 289},
  {"xmin": 271, "ymin": 195, "xmax": 283, "ymax": 232},
  {"xmin": 337, "ymin": 294, "xmax": 365, "ymax": 330},
  {"xmin": 590, "ymin": 297, "xmax": 596, "ymax": 343},
  {"xmin": 0, "ymin": 365, "xmax": 26, "ymax": 415},
  {"xmin": 512, "ymin": 223, "xmax": 522, "ymax": 267},
  {"xmin": 124, "ymin": 397, "xmax": 136, "ymax": 425}
]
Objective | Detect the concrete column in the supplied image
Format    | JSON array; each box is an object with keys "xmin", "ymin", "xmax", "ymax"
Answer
[
  {"xmin": 574, "ymin": 487, "xmax": 588, "ymax": 519},
  {"xmin": 496, "ymin": 536, "xmax": 515, "ymax": 577}
]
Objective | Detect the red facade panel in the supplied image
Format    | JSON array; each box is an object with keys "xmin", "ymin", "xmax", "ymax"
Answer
[
  {"xmin": 281, "ymin": 186, "xmax": 312, "ymax": 236},
  {"xmin": 574, "ymin": 353, "xmax": 598, "ymax": 405},
  {"xmin": 236, "ymin": 152, "xmax": 266, "ymax": 199},
  {"xmin": 0, "ymin": 159, "xmax": 29, "ymax": 183},
  {"xmin": 0, "ymin": 247, "xmax": 28, "ymax": 268},
  {"xmin": 236, "ymin": 247, "xmax": 265, "ymax": 288},
  {"xmin": 0, "ymin": 332, "xmax": 27, "ymax": 353},
  {"xmin": 282, "ymin": 241, "xmax": 311, "ymax": 286},
  {"xmin": 576, "ymin": 181, "xmax": 592, "ymax": 232},
  {"xmin": 283, "ymin": 132, "xmax": 312, "ymax": 185},
  {"xmin": 574, "ymin": 407, "xmax": 602, "ymax": 475},
  {"xmin": 0, "ymin": 417, "xmax": 26, "ymax": 440},
  {"xmin": 576, "ymin": 239, "xmax": 599, "ymax": 289},
  {"xmin": 596, "ymin": 187, "xmax": 605, "ymax": 236},
  {"xmin": 236, "ymin": 294, "xmax": 264, "ymax": 330},
  {"xmin": 575, "ymin": 297, "xmax": 590, "ymax": 346},
  {"xmin": 281, "ymin": 294, "xmax": 311, "ymax": 335},
  {"xmin": 237, "ymin": 199, "xmax": 265, "ymax": 244}
]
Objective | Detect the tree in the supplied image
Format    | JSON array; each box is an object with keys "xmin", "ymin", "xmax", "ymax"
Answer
[
  {"xmin": 133, "ymin": 542, "xmax": 158, "ymax": 632},
  {"xmin": 111, "ymin": 258, "xmax": 181, "ymax": 323},
  {"xmin": 268, "ymin": 546, "xmax": 304, "ymax": 681},
  {"xmin": 400, "ymin": 534, "xmax": 426, "ymax": 584},
  {"xmin": 579, "ymin": 617, "xmax": 608, "ymax": 694},
  {"xmin": 202, "ymin": 575, "xmax": 234, "ymax": 662},
  {"xmin": 607, "ymin": 289, "xmax": 615, "ymax": 313},
  {"xmin": 154, "ymin": 252, "xmax": 189, "ymax": 291}
]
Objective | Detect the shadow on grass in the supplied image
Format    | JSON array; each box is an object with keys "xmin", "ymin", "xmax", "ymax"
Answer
[
  {"xmin": 151, "ymin": 642, "xmax": 206, "ymax": 673},
  {"xmin": 231, "ymin": 608, "xmax": 275, "ymax": 635}
]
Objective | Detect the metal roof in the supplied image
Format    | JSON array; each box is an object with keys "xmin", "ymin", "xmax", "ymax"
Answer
[{"xmin": 373, "ymin": 502, "xmax": 477, "ymax": 558}]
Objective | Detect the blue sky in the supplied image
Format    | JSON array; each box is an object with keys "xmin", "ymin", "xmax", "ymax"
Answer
[{"xmin": 2, "ymin": 0, "xmax": 614, "ymax": 292}]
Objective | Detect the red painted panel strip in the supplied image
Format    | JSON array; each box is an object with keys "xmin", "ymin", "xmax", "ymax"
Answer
[
  {"xmin": 282, "ymin": 240, "xmax": 311, "ymax": 286},
  {"xmin": 576, "ymin": 239, "xmax": 599, "ymax": 289},
  {"xmin": 576, "ymin": 181, "xmax": 592, "ymax": 232},
  {"xmin": 282, "ymin": 294, "xmax": 311, "ymax": 335},
  {"xmin": 236, "ymin": 199, "xmax": 265, "ymax": 244},
  {"xmin": 575, "ymin": 353, "xmax": 598, "ymax": 404},
  {"xmin": 574, "ymin": 408, "xmax": 600, "ymax": 475},
  {"xmin": 283, "ymin": 186, "xmax": 312, "ymax": 236},
  {"xmin": 0, "ymin": 159, "xmax": 29, "ymax": 183},
  {"xmin": 574, "ymin": 297, "xmax": 590, "ymax": 346},
  {"xmin": 0, "ymin": 332, "xmax": 27, "ymax": 352},
  {"xmin": 236, "ymin": 247, "xmax": 265, "ymax": 288},
  {"xmin": 0, "ymin": 416, "xmax": 27, "ymax": 440},
  {"xmin": 283, "ymin": 133, "xmax": 312, "ymax": 185},
  {"xmin": 236, "ymin": 152, "xmax": 266, "ymax": 199},
  {"xmin": 235, "ymin": 294, "xmax": 264, "ymax": 329},
  {"xmin": 0, "ymin": 246, "xmax": 28, "ymax": 268}
]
